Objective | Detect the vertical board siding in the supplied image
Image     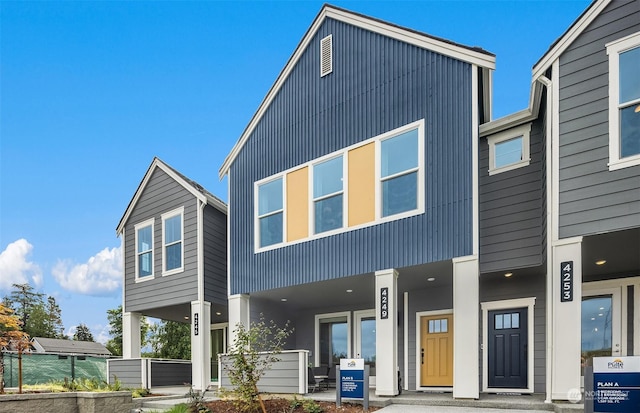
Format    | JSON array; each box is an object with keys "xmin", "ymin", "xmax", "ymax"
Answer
[
  {"xmin": 558, "ymin": 0, "xmax": 640, "ymax": 238},
  {"xmin": 203, "ymin": 204, "xmax": 228, "ymax": 306},
  {"xmin": 230, "ymin": 18, "xmax": 474, "ymax": 294},
  {"xmin": 124, "ymin": 168, "xmax": 199, "ymax": 312},
  {"xmin": 478, "ymin": 102, "xmax": 546, "ymax": 273}
]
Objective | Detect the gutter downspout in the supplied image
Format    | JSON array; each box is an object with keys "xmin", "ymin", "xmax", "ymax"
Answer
[{"xmin": 536, "ymin": 74, "xmax": 553, "ymax": 404}]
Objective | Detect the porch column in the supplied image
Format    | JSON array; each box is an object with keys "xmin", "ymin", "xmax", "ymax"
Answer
[
  {"xmin": 228, "ymin": 294, "xmax": 250, "ymax": 348},
  {"xmin": 375, "ymin": 268, "xmax": 398, "ymax": 396},
  {"xmin": 453, "ymin": 255, "xmax": 479, "ymax": 399},
  {"xmin": 551, "ymin": 237, "xmax": 582, "ymax": 400},
  {"xmin": 122, "ymin": 311, "xmax": 141, "ymax": 359},
  {"xmin": 191, "ymin": 300, "xmax": 211, "ymax": 391}
]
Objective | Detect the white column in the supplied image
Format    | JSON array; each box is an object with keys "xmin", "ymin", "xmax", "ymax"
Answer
[
  {"xmin": 191, "ymin": 300, "xmax": 211, "ymax": 391},
  {"xmin": 228, "ymin": 294, "xmax": 250, "ymax": 348},
  {"xmin": 375, "ymin": 268, "xmax": 398, "ymax": 396},
  {"xmin": 551, "ymin": 237, "xmax": 582, "ymax": 400},
  {"xmin": 122, "ymin": 312, "xmax": 141, "ymax": 359},
  {"xmin": 453, "ymin": 255, "xmax": 479, "ymax": 399}
]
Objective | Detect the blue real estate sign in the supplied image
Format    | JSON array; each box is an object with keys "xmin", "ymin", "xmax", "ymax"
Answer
[
  {"xmin": 592, "ymin": 357, "xmax": 640, "ymax": 413},
  {"xmin": 339, "ymin": 358, "xmax": 365, "ymax": 399}
]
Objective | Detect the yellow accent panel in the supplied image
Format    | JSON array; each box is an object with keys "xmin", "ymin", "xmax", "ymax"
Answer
[
  {"xmin": 348, "ymin": 143, "xmax": 375, "ymax": 226},
  {"xmin": 286, "ymin": 167, "xmax": 309, "ymax": 242}
]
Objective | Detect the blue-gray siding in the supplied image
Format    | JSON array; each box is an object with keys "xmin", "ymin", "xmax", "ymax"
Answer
[
  {"xmin": 124, "ymin": 168, "xmax": 199, "ymax": 312},
  {"xmin": 558, "ymin": 0, "xmax": 640, "ymax": 238},
  {"xmin": 230, "ymin": 18, "xmax": 475, "ymax": 294},
  {"xmin": 203, "ymin": 204, "xmax": 227, "ymax": 306},
  {"xmin": 479, "ymin": 101, "xmax": 547, "ymax": 273}
]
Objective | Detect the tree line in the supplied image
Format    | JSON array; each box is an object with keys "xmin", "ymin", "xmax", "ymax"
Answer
[{"xmin": 1, "ymin": 283, "xmax": 190, "ymax": 359}]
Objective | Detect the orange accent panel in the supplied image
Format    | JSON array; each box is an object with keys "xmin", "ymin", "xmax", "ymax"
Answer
[
  {"xmin": 348, "ymin": 143, "xmax": 375, "ymax": 226},
  {"xmin": 286, "ymin": 167, "xmax": 309, "ymax": 242}
]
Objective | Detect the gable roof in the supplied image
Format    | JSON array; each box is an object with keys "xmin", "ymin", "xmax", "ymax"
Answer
[
  {"xmin": 116, "ymin": 157, "xmax": 227, "ymax": 235},
  {"xmin": 218, "ymin": 3, "xmax": 496, "ymax": 179},
  {"xmin": 481, "ymin": 0, "xmax": 609, "ymax": 136},
  {"xmin": 31, "ymin": 337, "xmax": 112, "ymax": 356}
]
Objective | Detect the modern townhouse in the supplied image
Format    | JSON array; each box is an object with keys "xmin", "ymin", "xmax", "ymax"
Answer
[{"xmin": 113, "ymin": 157, "xmax": 228, "ymax": 390}]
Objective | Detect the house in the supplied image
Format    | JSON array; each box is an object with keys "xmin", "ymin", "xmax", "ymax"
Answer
[
  {"xmin": 479, "ymin": 0, "xmax": 639, "ymax": 401},
  {"xmin": 31, "ymin": 337, "xmax": 111, "ymax": 357},
  {"xmin": 114, "ymin": 157, "xmax": 227, "ymax": 390},
  {"xmin": 219, "ymin": 0, "xmax": 639, "ymax": 401},
  {"xmin": 219, "ymin": 4, "xmax": 494, "ymax": 398}
]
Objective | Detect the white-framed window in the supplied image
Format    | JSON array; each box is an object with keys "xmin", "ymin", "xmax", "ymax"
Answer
[
  {"xmin": 487, "ymin": 123, "xmax": 531, "ymax": 175},
  {"xmin": 379, "ymin": 127, "xmax": 420, "ymax": 217},
  {"xmin": 134, "ymin": 218, "xmax": 154, "ymax": 281},
  {"xmin": 313, "ymin": 155, "xmax": 344, "ymax": 234},
  {"xmin": 256, "ymin": 177, "xmax": 284, "ymax": 249},
  {"xmin": 161, "ymin": 207, "xmax": 184, "ymax": 275},
  {"xmin": 314, "ymin": 311, "xmax": 351, "ymax": 368},
  {"xmin": 606, "ymin": 32, "xmax": 640, "ymax": 170}
]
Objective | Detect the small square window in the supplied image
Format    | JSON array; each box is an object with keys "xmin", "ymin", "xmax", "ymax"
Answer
[{"xmin": 487, "ymin": 124, "xmax": 531, "ymax": 175}]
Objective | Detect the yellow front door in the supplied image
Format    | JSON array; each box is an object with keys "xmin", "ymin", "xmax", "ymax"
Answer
[{"xmin": 420, "ymin": 314, "xmax": 453, "ymax": 387}]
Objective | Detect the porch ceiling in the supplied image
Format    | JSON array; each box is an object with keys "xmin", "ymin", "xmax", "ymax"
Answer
[
  {"xmin": 251, "ymin": 260, "xmax": 453, "ymax": 311},
  {"xmin": 582, "ymin": 227, "xmax": 640, "ymax": 282}
]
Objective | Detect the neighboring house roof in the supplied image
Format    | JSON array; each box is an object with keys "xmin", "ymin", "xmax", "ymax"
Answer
[
  {"xmin": 31, "ymin": 337, "xmax": 112, "ymax": 356},
  {"xmin": 116, "ymin": 157, "xmax": 227, "ymax": 235},
  {"xmin": 218, "ymin": 3, "xmax": 496, "ymax": 179},
  {"xmin": 481, "ymin": 0, "xmax": 610, "ymax": 136}
]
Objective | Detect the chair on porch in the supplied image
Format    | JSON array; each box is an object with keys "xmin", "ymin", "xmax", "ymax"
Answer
[
  {"xmin": 307, "ymin": 367, "xmax": 320, "ymax": 393},
  {"xmin": 312, "ymin": 366, "xmax": 330, "ymax": 390}
]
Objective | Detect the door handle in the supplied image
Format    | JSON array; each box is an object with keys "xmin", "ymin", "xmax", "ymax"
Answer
[{"xmin": 421, "ymin": 348, "xmax": 424, "ymax": 365}]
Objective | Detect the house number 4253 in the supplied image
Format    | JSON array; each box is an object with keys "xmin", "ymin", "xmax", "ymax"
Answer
[{"xmin": 560, "ymin": 261, "xmax": 573, "ymax": 302}]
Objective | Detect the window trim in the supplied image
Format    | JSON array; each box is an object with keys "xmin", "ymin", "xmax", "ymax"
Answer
[
  {"xmin": 487, "ymin": 123, "xmax": 531, "ymax": 176},
  {"xmin": 254, "ymin": 119, "xmax": 425, "ymax": 253},
  {"xmin": 254, "ymin": 176, "xmax": 286, "ymax": 252},
  {"xmin": 161, "ymin": 207, "xmax": 184, "ymax": 276},
  {"xmin": 606, "ymin": 31, "xmax": 640, "ymax": 171},
  {"xmin": 314, "ymin": 311, "xmax": 352, "ymax": 367},
  {"xmin": 134, "ymin": 218, "xmax": 154, "ymax": 282},
  {"xmin": 311, "ymin": 154, "xmax": 346, "ymax": 235}
]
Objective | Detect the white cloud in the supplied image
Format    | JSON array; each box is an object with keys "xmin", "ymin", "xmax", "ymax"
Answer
[
  {"xmin": 52, "ymin": 247, "xmax": 122, "ymax": 296},
  {"xmin": 0, "ymin": 239, "xmax": 43, "ymax": 291}
]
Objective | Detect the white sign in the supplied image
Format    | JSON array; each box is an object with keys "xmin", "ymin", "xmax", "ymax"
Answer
[
  {"xmin": 593, "ymin": 356, "xmax": 640, "ymax": 373},
  {"xmin": 340, "ymin": 358, "xmax": 364, "ymax": 371}
]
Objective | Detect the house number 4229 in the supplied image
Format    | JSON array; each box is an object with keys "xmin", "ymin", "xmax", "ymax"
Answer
[{"xmin": 560, "ymin": 261, "xmax": 573, "ymax": 302}]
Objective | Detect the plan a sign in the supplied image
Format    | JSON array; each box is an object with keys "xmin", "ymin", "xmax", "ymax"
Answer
[{"xmin": 593, "ymin": 357, "xmax": 640, "ymax": 413}]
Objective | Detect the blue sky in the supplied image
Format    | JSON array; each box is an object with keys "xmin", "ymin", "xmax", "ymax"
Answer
[{"xmin": 1, "ymin": 0, "xmax": 591, "ymax": 343}]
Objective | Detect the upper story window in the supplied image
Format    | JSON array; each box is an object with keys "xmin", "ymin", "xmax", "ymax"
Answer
[
  {"xmin": 487, "ymin": 124, "xmax": 531, "ymax": 175},
  {"xmin": 607, "ymin": 32, "xmax": 640, "ymax": 170},
  {"xmin": 313, "ymin": 155, "xmax": 344, "ymax": 234},
  {"xmin": 257, "ymin": 178, "xmax": 283, "ymax": 248},
  {"xmin": 135, "ymin": 218, "xmax": 154, "ymax": 281},
  {"xmin": 380, "ymin": 129, "xmax": 419, "ymax": 217},
  {"xmin": 162, "ymin": 207, "xmax": 184, "ymax": 275}
]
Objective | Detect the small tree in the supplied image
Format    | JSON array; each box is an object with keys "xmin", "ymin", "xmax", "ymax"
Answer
[
  {"xmin": 73, "ymin": 323, "xmax": 95, "ymax": 342},
  {"xmin": 220, "ymin": 315, "xmax": 293, "ymax": 413},
  {"xmin": 0, "ymin": 303, "xmax": 30, "ymax": 393}
]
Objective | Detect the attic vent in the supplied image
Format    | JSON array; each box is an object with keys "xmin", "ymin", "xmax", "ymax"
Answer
[{"xmin": 320, "ymin": 34, "xmax": 333, "ymax": 77}]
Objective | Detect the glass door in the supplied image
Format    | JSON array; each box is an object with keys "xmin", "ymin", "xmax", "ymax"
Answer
[
  {"xmin": 355, "ymin": 310, "xmax": 376, "ymax": 386},
  {"xmin": 581, "ymin": 288, "xmax": 621, "ymax": 377},
  {"xmin": 211, "ymin": 325, "xmax": 227, "ymax": 382}
]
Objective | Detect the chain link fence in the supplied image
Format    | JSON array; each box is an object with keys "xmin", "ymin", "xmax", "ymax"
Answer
[{"xmin": 2, "ymin": 352, "xmax": 107, "ymax": 387}]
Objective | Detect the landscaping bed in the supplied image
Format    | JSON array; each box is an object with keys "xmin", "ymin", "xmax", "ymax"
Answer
[{"xmin": 202, "ymin": 398, "xmax": 379, "ymax": 413}]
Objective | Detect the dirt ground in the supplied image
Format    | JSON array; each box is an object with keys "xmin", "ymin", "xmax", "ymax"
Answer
[{"xmin": 203, "ymin": 398, "xmax": 379, "ymax": 413}]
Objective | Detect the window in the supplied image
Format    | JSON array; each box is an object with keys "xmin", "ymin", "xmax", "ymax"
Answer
[
  {"xmin": 134, "ymin": 219, "xmax": 154, "ymax": 280},
  {"xmin": 494, "ymin": 312, "xmax": 520, "ymax": 330},
  {"xmin": 162, "ymin": 207, "xmax": 183, "ymax": 275},
  {"xmin": 257, "ymin": 178, "xmax": 283, "ymax": 248},
  {"xmin": 380, "ymin": 128, "xmax": 419, "ymax": 217},
  {"xmin": 607, "ymin": 32, "xmax": 640, "ymax": 170},
  {"xmin": 428, "ymin": 318, "xmax": 449, "ymax": 333},
  {"xmin": 313, "ymin": 155, "xmax": 343, "ymax": 234},
  {"xmin": 487, "ymin": 124, "xmax": 531, "ymax": 175},
  {"xmin": 315, "ymin": 312, "xmax": 351, "ymax": 367}
]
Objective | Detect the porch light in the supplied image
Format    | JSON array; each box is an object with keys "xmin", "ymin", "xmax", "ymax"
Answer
[
  {"xmin": 184, "ymin": 316, "xmax": 189, "ymax": 320},
  {"xmin": 595, "ymin": 260, "xmax": 606, "ymax": 265},
  {"xmin": 281, "ymin": 298, "xmax": 287, "ymax": 302},
  {"xmin": 346, "ymin": 289, "xmax": 353, "ymax": 293},
  {"xmin": 215, "ymin": 312, "xmax": 222, "ymax": 316},
  {"xmin": 504, "ymin": 272, "xmax": 513, "ymax": 278},
  {"xmin": 427, "ymin": 277, "xmax": 435, "ymax": 282}
]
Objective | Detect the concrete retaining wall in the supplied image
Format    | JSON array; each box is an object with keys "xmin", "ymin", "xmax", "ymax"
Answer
[{"xmin": 0, "ymin": 391, "xmax": 132, "ymax": 413}]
